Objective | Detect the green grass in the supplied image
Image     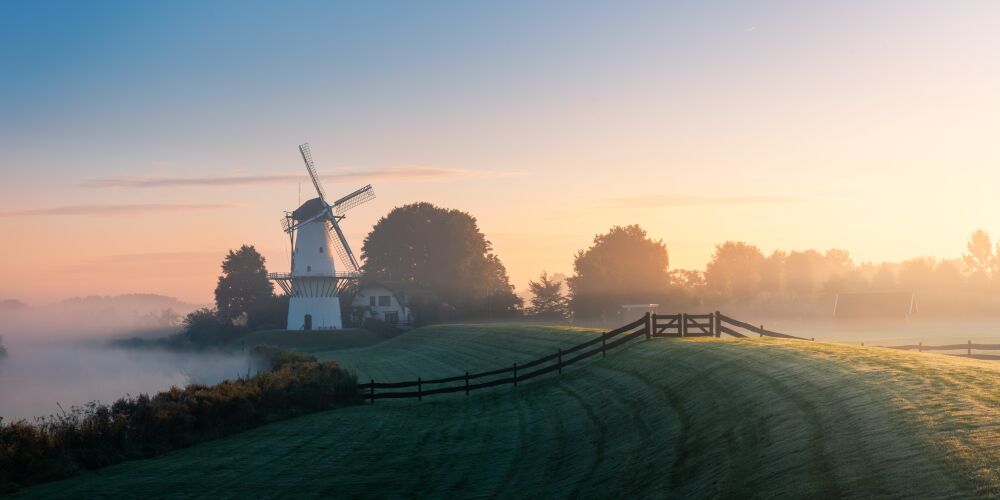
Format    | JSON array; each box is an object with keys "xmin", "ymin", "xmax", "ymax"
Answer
[
  {"xmin": 21, "ymin": 323, "xmax": 1000, "ymax": 498},
  {"xmin": 232, "ymin": 327, "xmax": 391, "ymax": 353}
]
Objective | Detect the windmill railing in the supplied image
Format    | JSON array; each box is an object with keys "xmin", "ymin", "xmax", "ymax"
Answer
[{"xmin": 268, "ymin": 272, "xmax": 362, "ymax": 280}]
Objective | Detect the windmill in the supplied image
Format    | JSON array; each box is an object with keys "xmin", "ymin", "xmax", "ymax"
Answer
[{"xmin": 269, "ymin": 143, "xmax": 375, "ymax": 330}]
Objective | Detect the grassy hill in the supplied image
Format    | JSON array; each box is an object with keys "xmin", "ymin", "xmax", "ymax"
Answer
[
  {"xmin": 233, "ymin": 327, "xmax": 391, "ymax": 353},
  {"xmin": 21, "ymin": 323, "xmax": 999, "ymax": 498}
]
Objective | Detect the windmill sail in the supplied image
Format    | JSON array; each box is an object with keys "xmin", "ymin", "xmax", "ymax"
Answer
[
  {"xmin": 333, "ymin": 184, "xmax": 375, "ymax": 215},
  {"xmin": 327, "ymin": 220, "xmax": 361, "ymax": 273},
  {"xmin": 298, "ymin": 143, "xmax": 327, "ymax": 202}
]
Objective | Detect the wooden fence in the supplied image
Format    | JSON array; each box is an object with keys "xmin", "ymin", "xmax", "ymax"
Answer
[
  {"xmin": 884, "ymin": 341, "xmax": 1000, "ymax": 357},
  {"xmin": 652, "ymin": 311, "xmax": 813, "ymax": 341},
  {"xmin": 357, "ymin": 311, "xmax": 814, "ymax": 402},
  {"xmin": 358, "ymin": 314, "xmax": 651, "ymax": 402}
]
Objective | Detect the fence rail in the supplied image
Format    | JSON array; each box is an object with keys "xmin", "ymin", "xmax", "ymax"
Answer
[
  {"xmin": 884, "ymin": 341, "xmax": 1000, "ymax": 356},
  {"xmin": 359, "ymin": 314, "xmax": 650, "ymax": 402},
  {"xmin": 357, "ymin": 311, "xmax": 819, "ymax": 402}
]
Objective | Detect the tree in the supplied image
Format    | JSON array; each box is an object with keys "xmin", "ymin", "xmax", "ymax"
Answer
[
  {"xmin": 361, "ymin": 202, "xmax": 521, "ymax": 320},
  {"xmin": 964, "ymin": 229, "xmax": 993, "ymax": 276},
  {"xmin": 568, "ymin": 225, "xmax": 670, "ymax": 320},
  {"xmin": 214, "ymin": 245, "xmax": 274, "ymax": 324},
  {"xmin": 704, "ymin": 241, "xmax": 764, "ymax": 298},
  {"xmin": 528, "ymin": 272, "xmax": 569, "ymax": 321}
]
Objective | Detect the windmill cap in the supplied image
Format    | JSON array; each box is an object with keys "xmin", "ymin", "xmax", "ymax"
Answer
[{"xmin": 292, "ymin": 197, "xmax": 327, "ymax": 221}]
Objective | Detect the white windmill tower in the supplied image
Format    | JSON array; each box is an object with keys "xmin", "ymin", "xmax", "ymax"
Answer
[{"xmin": 269, "ymin": 143, "xmax": 375, "ymax": 330}]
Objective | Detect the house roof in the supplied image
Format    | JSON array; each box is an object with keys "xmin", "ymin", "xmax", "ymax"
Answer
[{"xmin": 833, "ymin": 292, "xmax": 917, "ymax": 318}]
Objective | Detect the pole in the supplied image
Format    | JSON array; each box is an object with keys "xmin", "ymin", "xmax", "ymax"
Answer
[
  {"xmin": 646, "ymin": 312, "xmax": 652, "ymax": 339},
  {"xmin": 682, "ymin": 313, "xmax": 688, "ymax": 337}
]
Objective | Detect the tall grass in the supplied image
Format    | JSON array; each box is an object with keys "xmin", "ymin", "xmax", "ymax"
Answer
[{"xmin": 0, "ymin": 358, "xmax": 359, "ymax": 493}]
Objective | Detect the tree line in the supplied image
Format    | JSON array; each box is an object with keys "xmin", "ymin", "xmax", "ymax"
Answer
[
  {"xmin": 528, "ymin": 226, "xmax": 1000, "ymax": 321},
  {"xmin": 172, "ymin": 204, "xmax": 1000, "ymax": 338}
]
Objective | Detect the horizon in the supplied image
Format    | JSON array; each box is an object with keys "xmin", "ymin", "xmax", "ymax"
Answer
[{"xmin": 3, "ymin": 1, "xmax": 1000, "ymax": 304}]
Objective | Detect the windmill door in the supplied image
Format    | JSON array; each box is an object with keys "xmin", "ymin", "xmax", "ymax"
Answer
[{"xmin": 304, "ymin": 314, "xmax": 313, "ymax": 331}]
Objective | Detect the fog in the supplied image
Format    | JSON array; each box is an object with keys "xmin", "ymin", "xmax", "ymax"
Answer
[
  {"xmin": 0, "ymin": 301, "xmax": 254, "ymax": 422},
  {"xmin": 0, "ymin": 343, "xmax": 253, "ymax": 422}
]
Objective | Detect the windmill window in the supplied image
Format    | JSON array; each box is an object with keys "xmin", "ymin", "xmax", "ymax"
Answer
[
  {"xmin": 306, "ymin": 266, "xmax": 312, "ymax": 272},
  {"xmin": 378, "ymin": 296, "xmax": 391, "ymax": 307},
  {"xmin": 369, "ymin": 296, "xmax": 376, "ymax": 307},
  {"xmin": 319, "ymin": 247, "xmax": 324, "ymax": 253}
]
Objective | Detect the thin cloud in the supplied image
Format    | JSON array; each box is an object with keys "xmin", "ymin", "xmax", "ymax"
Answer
[
  {"xmin": 612, "ymin": 194, "xmax": 809, "ymax": 208},
  {"xmin": 0, "ymin": 203, "xmax": 236, "ymax": 216},
  {"xmin": 80, "ymin": 166, "xmax": 516, "ymax": 188}
]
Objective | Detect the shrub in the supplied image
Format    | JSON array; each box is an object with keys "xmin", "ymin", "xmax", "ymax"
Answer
[
  {"xmin": 0, "ymin": 359, "xmax": 359, "ymax": 493},
  {"xmin": 251, "ymin": 344, "xmax": 316, "ymax": 370}
]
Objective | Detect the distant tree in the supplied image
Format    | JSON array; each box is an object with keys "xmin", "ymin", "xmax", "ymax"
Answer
[
  {"xmin": 964, "ymin": 229, "xmax": 994, "ymax": 276},
  {"xmin": 784, "ymin": 250, "xmax": 823, "ymax": 296},
  {"xmin": 361, "ymin": 202, "xmax": 521, "ymax": 320},
  {"xmin": 0, "ymin": 335, "xmax": 7, "ymax": 359},
  {"xmin": 214, "ymin": 245, "xmax": 274, "ymax": 325},
  {"xmin": 898, "ymin": 258, "xmax": 937, "ymax": 291},
  {"xmin": 870, "ymin": 263, "xmax": 897, "ymax": 291},
  {"xmin": 568, "ymin": 225, "xmax": 670, "ymax": 320},
  {"xmin": 180, "ymin": 308, "xmax": 233, "ymax": 345},
  {"xmin": 759, "ymin": 251, "xmax": 786, "ymax": 294},
  {"xmin": 668, "ymin": 269, "xmax": 705, "ymax": 290},
  {"xmin": 704, "ymin": 241, "xmax": 764, "ymax": 298},
  {"xmin": 933, "ymin": 260, "xmax": 965, "ymax": 291},
  {"xmin": 528, "ymin": 272, "xmax": 569, "ymax": 321}
]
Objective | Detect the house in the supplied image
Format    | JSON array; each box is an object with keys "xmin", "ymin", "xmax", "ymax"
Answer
[
  {"xmin": 833, "ymin": 292, "xmax": 917, "ymax": 320},
  {"xmin": 351, "ymin": 286, "xmax": 413, "ymax": 327}
]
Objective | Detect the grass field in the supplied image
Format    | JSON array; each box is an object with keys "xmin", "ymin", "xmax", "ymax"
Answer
[
  {"xmin": 233, "ymin": 327, "xmax": 391, "ymax": 353},
  {"xmin": 20, "ymin": 323, "xmax": 1000, "ymax": 498}
]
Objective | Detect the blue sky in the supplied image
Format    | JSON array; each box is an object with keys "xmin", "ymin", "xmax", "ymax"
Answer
[{"xmin": 2, "ymin": 1, "xmax": 999, "ymax": 302}]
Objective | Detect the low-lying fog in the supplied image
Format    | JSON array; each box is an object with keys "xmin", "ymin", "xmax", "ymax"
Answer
[
  {"xmin": 0, "ymin": 304, "xmax": 254, "ymax": 422},
  {"xmin": 0, "ymin": 343, "xmax": 252, "ymax": 422}
]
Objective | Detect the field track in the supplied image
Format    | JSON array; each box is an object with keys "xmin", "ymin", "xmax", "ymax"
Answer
[{"xmin": 21, "ymin": 324, "xmax": 1000, "ymax": 498}]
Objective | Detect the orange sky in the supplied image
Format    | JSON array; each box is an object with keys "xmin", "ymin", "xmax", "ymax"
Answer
[{"xmin": 2, "ymin": 2, "xmax": 999, "ymax": 304}]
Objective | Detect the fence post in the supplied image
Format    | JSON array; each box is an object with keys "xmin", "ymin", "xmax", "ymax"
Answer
[
  {"xmin": 418, "ymin": 377, "xmax": 422, "ymax": 401},
  {"xmin": 969, "ymin": 340, "xmax": 972, "ymax": 356},
  {"xmin": 646, "ymin": 312, "xmax": 652, "ymax": 339},
  {"xmin": 513, "ymin": 363, "xmax": 518, "ymax": 387},
  {"xmin": 918, "ymin": 341, "xmax": 922, "ymax": 352},
  {"xmin": 681, "ymin": 313, "xmax": 687, "ymax": 337},
  {"xmin": 713, "ymin": 311, "xmax": 720, "ymax": 338},
  {"xmin": 465, "ymin": 371, "xmax": 469, "ymax": 395},
  {"xmin": 602, "ymin": 332, "xmax": 607, "ymax": 357},
  {"xmin": 558, "ymin": 348, "xmax": 562, "ymax": 375},
  {"xmin": 370, "ymin": 379, "xmax": 375, "ymax": 404},
  {"xmin": 760, "ymin": 324, "xmax": 764, "ymax": 338}
]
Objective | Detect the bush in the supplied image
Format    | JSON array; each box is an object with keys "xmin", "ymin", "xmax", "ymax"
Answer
[
  {"xmin": 251, "ymin": 344, "xmax": 316, "ymax": 370},
  {"xmin": 0, "ymin": 359, "xmax": 359, "ymax": 493}
]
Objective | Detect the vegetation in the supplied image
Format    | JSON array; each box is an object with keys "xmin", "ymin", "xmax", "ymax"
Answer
[
  {"xmin": 361, "ymin": 202, "xmax": 522, "ymax": 323},
  {"xmin": 526, "ymin": 271, "xmax": 570, "ymax": 321},
  {"xmin": 556, "ymin": 226, "xmax": 1000, "ymax": 319},
  {"xmin": 214, "ymin": 245, "xmax": 277, "ymax": 327},
  {"xmin": 0, "ymin": 335, "xmax": 7, "ymax": 359},
  {"xmin": 0, "ymin": 357, "xmax": 359, "ymax": 494},
  {"xmin": 568, "ymin": 224, "xmax": 671, "ymax": 320},
  {"xmin": 22, "ymin": 324, "xmax": 998, "ymax": 498},
  {"xmin": 236, "ymin": 328, "xmax": 391, "ymax": 353}
]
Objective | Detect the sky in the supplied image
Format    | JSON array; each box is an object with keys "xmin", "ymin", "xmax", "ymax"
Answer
[{"xmin": 1, "ymin": 1, "xmax": 999, "ymax": 304}]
